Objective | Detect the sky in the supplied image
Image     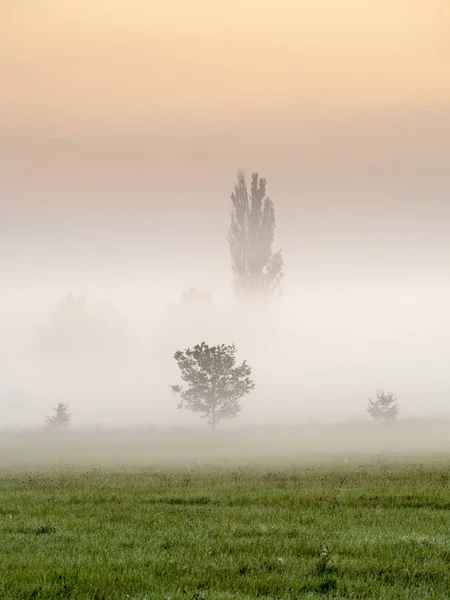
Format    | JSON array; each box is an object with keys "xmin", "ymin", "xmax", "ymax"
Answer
[
  {"xmin": 1, "ymin": 1, "xmax": 450, "ymax": 423},
  {"xmin": 2, "ymin": 1, "xmax": 450, "ymax": 130},
  {"xmin": 2, "ymin": 1, "xmax": 449, "ymax": 276}
]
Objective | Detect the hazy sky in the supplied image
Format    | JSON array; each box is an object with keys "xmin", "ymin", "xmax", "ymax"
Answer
[
  {"xmin": 2, "ymin": 1, "xmax": 450, "ymax": 132},
  {"xmin": 1, "ymin": 0, "xmax": 449, "ymax": 301}
]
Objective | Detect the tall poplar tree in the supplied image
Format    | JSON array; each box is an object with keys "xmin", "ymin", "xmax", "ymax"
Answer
[{"xmin": 228, "ymin": 170, "xmax": 283, "ymax": 302}]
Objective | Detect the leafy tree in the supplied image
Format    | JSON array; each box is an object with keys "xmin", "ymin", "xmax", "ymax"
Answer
[
  {"xmin": 367, "ymin": 389, "xmax": 398, "ymax": 423},
  {"xmin": 46, "ymin": 403, "xmax": 70, "ymax": 428},
  {"xmin": 170, "ymin": 342, "xmax": 255, "ymax": 428},
  {"xmin": 228, "ymin": 170, "xmax": 284, "ymax": 302}
]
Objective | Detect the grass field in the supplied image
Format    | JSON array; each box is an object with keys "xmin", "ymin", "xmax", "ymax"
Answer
[{"xmin": 0, "ymin": 425, "xmax": 449, "ymax": 599}]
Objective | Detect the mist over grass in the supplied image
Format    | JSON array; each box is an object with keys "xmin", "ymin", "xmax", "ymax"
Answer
[
  {"xmin": 1, "ymin": 303, "xmax": 449, "ymax": 599},
  {"xmin": 1, "ymin": 421, "xmax": 449, "ymax": 473}
]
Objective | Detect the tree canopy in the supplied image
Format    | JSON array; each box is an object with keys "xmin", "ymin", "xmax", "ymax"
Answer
[
  {"xmin": 46, "ymin": 402, "xmax": 70, "ymax": 428},
  {"xmin": 367, "ymin": 390, "xmax": 398, "ymax": 422},
  {"xmin": 170, "ymin": 342, "xmax": 255, "ymax": 428}
]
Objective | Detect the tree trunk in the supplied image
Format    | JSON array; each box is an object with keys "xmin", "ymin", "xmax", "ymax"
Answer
[{"xmin": 211, "ymin": 384, "xmax": 217, "ymax": 430}]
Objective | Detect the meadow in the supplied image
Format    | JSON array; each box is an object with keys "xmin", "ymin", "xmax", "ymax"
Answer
[{"xmin": 0, "ymin": 423, "xmax": 449, "ymax": 599}]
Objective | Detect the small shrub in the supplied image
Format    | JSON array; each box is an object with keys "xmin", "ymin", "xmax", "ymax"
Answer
[
  {"xmin": 35, "ymin": 525, "xmax": 58, "ymax": 535},
  {"xmin": 46, "ymin": 403, "xmax": 70, "ymax": 428},
  {"xmin": 367, "ymin": 389, "xmax": 398, "ymax": 422}
]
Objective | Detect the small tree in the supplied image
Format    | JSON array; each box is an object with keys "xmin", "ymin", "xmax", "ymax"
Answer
[
  {"xmin": 46, "ymin": 403, "xmax": 70, "ymax": 428},
  {"xmin": 170, "ymin": 343, "xmax": 255, "ymax": 428},
  {"xmin": 367, "ymin": 390, "xmax": 398, "ymax": 423}
]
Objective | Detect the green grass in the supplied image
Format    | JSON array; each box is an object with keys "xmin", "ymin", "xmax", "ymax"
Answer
[{"xmin": 1, "ymin": 457, "xmax": 450, "ymax": 599}]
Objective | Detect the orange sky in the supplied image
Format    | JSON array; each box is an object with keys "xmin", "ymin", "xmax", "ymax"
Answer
[
  {"xmin": 1, "ymin": 0, "xmax": 449, "ymax": 269},
  {"xmin": 1, "ymin": 0, "xmax": 450, "ymax": 138}
]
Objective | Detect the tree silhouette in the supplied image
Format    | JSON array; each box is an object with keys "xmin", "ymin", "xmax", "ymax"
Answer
[
  {"xmin": 170, "ymin": 342, "xmax": 255, "ymax": 428},
  {"xmin": 46, "ymin": 402, "xmax": 70, "ymax": 428},
  {"xmin": 155, "ymin": 287, "xmax": 218, "ymax": 358},
  {"xmin": 35, "ymin": 295, "xmax": 132, "ymax": 362},
  {"xmin": 367, "ymin": 390, "xmax": 398, "ymax": 423},
  {"xmin": 178, "ymin": 287, "xmax": 213, "ymax": 309},
  {"xmin": 228, "ymin": 170, "xmax": 283, "ymax": 303}
]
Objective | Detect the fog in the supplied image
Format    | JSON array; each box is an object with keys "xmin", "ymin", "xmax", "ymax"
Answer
[
  {"xmin": 2, "ymin": 1, "xmax": 450, "ymax": 438},
  {"xmin": 2, "ymin": 422, "xmax": 450, "ymax": 473},
  {"xmin": 2, "ymin": 195, "xmax": 450, "ymax": 431}
]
